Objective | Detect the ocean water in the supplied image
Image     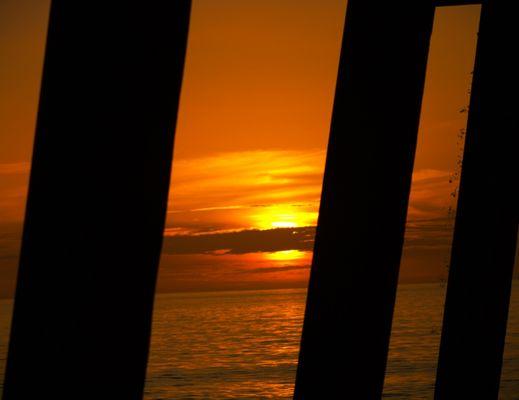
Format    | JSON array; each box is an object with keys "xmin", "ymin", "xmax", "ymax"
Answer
[
  {"xmin": 0, "ymin": 283, "xmax": 518, "ymax": 399},
  {"xmin": 145, "ymin": 288, "xmax": 305, "ymax": 399},
  {"xmin": 144, "ymin": 283, "xmax": 519, "ymax": 399}
]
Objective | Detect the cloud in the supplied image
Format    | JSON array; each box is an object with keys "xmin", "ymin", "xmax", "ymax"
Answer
[
  {"xmin": 400, "ymin": 168, "xmax": 459, "ymax": 260},
  {"xmin": 0, "ymin": 163, "xmax": 30, "ymax": 222},
  {"xmin": 407, "ymin": 168, "xmax": 455, "ymax": 220},
  {"xmin": 158, "ymin": 165, "xmax": 459, "ymax": 286},
  {"xmin": 0, "ymin": 162, "xmax": 31, "ymax": 175},
  {"xmin": 164, "ymin": 149, "xmax": 325, "ymax": 233},
  {"xmin": 161, "ymin": 226, "xmax": 315, "ymax": 255},
  {"xmin": 244, "ymin": 265, "xmax": 309, "ymax": 274},
  {"xmin": 0, "ymin": 223, "xmax": 23, "ymax": 298}
]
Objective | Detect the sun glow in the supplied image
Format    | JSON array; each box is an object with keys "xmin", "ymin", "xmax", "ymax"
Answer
[
  {"xmin": 264, "ymin": 250, "xmax": 308, "ymax": 262},
  {"xmin": 271, "ymin": 221, "xmax": 298, "ymax": 229},
  {"xmin": 250, "ymin": 203, "xmax": 318, "ymax": 230}
]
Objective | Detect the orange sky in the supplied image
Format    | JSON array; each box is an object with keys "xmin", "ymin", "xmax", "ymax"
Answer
[{"xmin": 0, "ymin": 1, "xmax": 500, "ymax": 296}]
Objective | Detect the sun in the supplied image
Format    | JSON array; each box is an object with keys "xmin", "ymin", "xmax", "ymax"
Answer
[
  {"xmin": 264, "ymin": 250, "xmax": 308, "ymax": 261},
  {"xmin": 250, "ymin": 203, "xmax": 317, "ymax": 230}
]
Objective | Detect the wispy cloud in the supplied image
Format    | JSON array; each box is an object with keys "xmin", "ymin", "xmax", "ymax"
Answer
[
  {"xmin": 0, "ymin": 162, "xmax": 30, "ymax": 175},
  {"xmin": 165, "ymin": 149, "xmax": 326, "ymax": 233},
  {"xmin": 168, "ymin": 149, "xmax": 325, "ymax": 209},
  {"xmin": 0, "ymin": 162, "xmax": 31, "ymax": 222},
  {"xmin": 407, "ymin": 168, "xmax": 455, "ymax": 221}
]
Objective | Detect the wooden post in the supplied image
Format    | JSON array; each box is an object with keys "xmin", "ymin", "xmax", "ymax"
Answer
[
  {"xmin": 435, "ymin": 1, "xmax": 519, "ymax": 398},
  {"xmin": 3, "ymin": 2, "xmax": 191, "ymax": 399},
  {"xmin": 294, "ymin": 1, "xmax": 435, "ymax": 398}
]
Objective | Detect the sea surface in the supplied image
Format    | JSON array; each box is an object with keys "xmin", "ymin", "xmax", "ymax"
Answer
[{"xmin": 1, "ymin": 282, "xmax": 518, "ymax": 399}]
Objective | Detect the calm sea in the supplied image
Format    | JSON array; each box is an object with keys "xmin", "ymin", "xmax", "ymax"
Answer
[{"xmin": 1, "ymin": 283, "xmax": 518, "ymax": 399}]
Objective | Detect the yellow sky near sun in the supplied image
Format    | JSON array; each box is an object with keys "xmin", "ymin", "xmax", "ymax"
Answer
[
  {"xmin": 164, "ymin": 150, "xmax": 325, "ymax": 235},
  {"xmin": 0, "ymin": 1, "xmax": 489, "ymax": 295}
]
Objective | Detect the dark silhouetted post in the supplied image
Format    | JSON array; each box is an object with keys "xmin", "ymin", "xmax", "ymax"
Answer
[
  {"xmin": 3, "ymin": 2, "xmax": 191, "ymax": 399},
  {"xmin": 294, "ymin": 1, "xmax": 435, "ymax": 398},
  {"xmin": 435, "ymin": 1, "xmax": 519, "ymax": 398},
  {"xmin": 434, "ymin": 0, "xmax": 481, "ymax": 6}
]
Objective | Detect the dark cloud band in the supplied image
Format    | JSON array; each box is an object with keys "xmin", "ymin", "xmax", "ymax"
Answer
[{"xmin": 162, "ymin": 226, "xmax": 316, "ymax": 255}]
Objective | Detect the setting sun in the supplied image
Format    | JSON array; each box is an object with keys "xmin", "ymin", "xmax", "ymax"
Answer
[
  {"xmin": 250, "ymin": 203, "xmax": 318, "ymax": 230},
  {"xmin": 264, "ymin": 250, "xmax": 309, "ymax": 262}
]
